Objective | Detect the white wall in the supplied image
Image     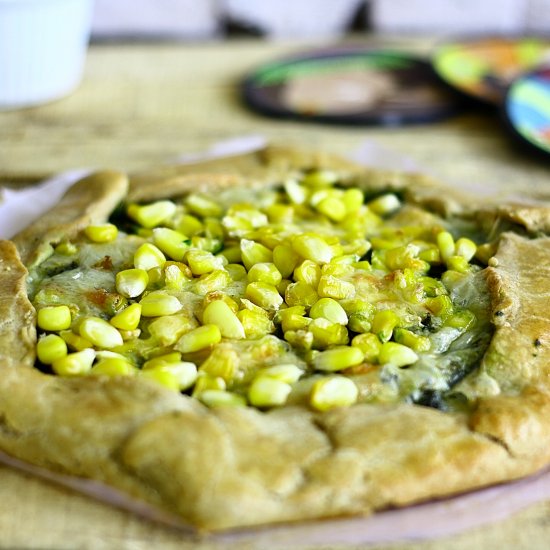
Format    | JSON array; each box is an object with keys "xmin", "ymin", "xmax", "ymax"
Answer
[{"xmin": 91, "ymin": 0, "xmax": 550, "ymax": 38}]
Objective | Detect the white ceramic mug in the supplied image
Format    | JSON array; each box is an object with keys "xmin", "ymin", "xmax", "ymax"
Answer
[{"xmin": 0, "ymin": 0, "xmax": 93, "ymax": 110}]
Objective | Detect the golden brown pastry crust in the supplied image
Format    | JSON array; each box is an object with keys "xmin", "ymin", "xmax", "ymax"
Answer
[{"xmin": 1, "ymin": 146, "xmax": 550, "ymax": 531}]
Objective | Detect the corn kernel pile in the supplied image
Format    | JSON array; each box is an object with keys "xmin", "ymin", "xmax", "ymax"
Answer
[{"xmin": 32, "ymin": 170, "xmax": 487, "ymax": 411}]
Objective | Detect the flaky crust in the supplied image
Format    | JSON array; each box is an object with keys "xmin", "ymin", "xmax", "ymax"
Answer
[{"xmin": 1, "ymin": 146, "xmax": 550, "ymax": 531}]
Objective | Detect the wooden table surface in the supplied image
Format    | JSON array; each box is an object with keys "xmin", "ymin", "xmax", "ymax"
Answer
[{"xmin": 1, "ymin": 37, "xmax": 550, "ymax": 549}]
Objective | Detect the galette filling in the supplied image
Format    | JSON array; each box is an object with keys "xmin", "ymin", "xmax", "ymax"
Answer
[{"xmin": 28, "ymin": 171, "xmax": 493, "ymax": 412}]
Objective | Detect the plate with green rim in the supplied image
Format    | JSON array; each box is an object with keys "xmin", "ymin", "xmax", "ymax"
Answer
[{"xmin": 242, "ymin": 47, "xmax": 464, "ymax": 126}]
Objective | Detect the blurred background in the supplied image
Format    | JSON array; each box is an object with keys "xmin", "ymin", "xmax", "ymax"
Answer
[{"xmin": 91, "ymin": 0, "xmax": 550, "ymax": 39}]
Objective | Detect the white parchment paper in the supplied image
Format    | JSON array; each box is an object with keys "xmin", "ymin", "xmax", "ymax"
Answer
[{"xmin": 1, "ymin": 136, "xmax": 550, "ymax": 545}]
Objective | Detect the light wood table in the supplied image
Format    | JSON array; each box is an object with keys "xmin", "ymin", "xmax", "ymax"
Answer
[{"xmin": 1, "ymin": 38, "xmax": 549, "ymax": 549}]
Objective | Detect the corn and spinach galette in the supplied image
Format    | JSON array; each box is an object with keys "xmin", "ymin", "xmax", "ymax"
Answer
[{"xmin": 1, "ymin": 146, "xmax": 550, "ymax": 531}]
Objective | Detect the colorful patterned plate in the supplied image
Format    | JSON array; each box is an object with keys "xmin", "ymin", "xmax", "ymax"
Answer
[
  {"xmin": 505, "ymin": 67, "xmax": 550, "ymax": 155},
  {"xmin": 433, "ymin": 37, "xmax": 550, "ymax": 104}
]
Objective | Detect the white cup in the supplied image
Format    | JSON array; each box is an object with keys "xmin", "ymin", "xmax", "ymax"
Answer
[{"xmin": 0, "ymin": 0, "xmax": 94, "ymax": 110}]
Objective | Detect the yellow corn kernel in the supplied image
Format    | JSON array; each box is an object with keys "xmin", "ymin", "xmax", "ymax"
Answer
[
  {"xmin": 220, "ymin": 245, "xmax": 242, "ymax": 264},
  {"xmin": 203, "ymin": 217, "xmax": 225, "ymax": 238},
  {"xmin": 134, "ymin": 243, "xmax": 166, "ymax": 271},
  {"xmin": 275, "ymin": 305, "xmax": 306, "ymax": 321},
  {"xmin": 309, "ymin": 189, "xmax": 332, "ymax": 208},
  {"xmin": 240, "ymin": 239, "xmax": 273, "ymax": 271},
  {"xmin": 309, "ymin": 298, "xmax": 348, "ymax": 325},
  {"xmin": 378, "ymin": 342, "xmax": 418, "ymax": 367},
  {"xmin": 340, "ymin": 298, "xmax": 375, "ymax": 317},
  {"xmin": 259, "ymin": 364, "xmax": 303, "ymax": 384},
  {"xmin": 176, "ymin": 324, "xmax": 222, "ymax": 353},
  {"xmin": 264, "ymin": 203, "xmax": 294, "ymax": 223},
  {"xmin": 316, "ymin": 196, "xmax": 347, "ymax": 222},
  {"xmin": 367, "ymin": 193, "xmax": 401, "ymax": 216},
  {"xmin": 418, "ymin": 247, "xmax": 441, "ymax": 264},
  {"xmin": 317, "ymin": 275, "xmax": 355, "ymax": 300},
  {"xmin": 163, "ymin": 263, "xmax": 189, "ymax": 290},
  {"xmin": 110, "ymin": 303, "xmax": 142, "ymax": 331},
  {"xmin": 143, "ymin": 352, "xmax": 182, "ymax": 369},
  {"xmin": 321, "ymin": 262, "xmax": 353, "ymax": 278},
  {"xmin": 36, "ymin": 334, "xmax": 68, "ymax": 365},
  {"xmin": 195, "ymin": 270, "xmax": 231, "ymax": 295},
  {"xmin": 342, "ymin": 188, "xmax": 364, "ymax": 213},
  {"xmin": 127, "ymin": 200, "xmax": 177, "ymax": 228},
  {"xmin": 222, "ymin": 214, "xmax": 253, "ymax": 236},
  {"xmin": 143, "ymin": 361, "xmax": 198, "ymax": 391},
  {"xmin": 446, "ymin": 255, "xmax": 471, "ymax": 273},
  {"xmin": 425, "ymin": 294, "xmax": 453, "ymax": 317},
  {"xmin": 445, "ymin": 309, "xmax": 476, "ymax": 331},
  {"xmin": 199, "ymin": 390, "xmax": 247, "ymax": 407},
  {"xmin": 285, "ymin": 281, "xmax": 319, "ymax": 308},
  {"xmin": 84, "ymin": 223, "xmax": 118, "ymax": 243},
  {"xmin": 371, "ymin": 309, "xmax": 399, "ymax": 342},
  {"xmin": 146, "ymin": 266, "xmax": 163, "ymax": 287},
  {"xmin": 54, "ymin": 241, "xmax": 78, "ymax": 255},
  {"xmin": 176, "ymin": 213, "xmax": 203, "ymax": 236},
  {"xmin": 330, "ymin": 253, "xmax": 360, "ymax": 266},
  {"xmin": 37, "ymin": 305, "xmax": 72, "ymax": 331},
  {"xmin": 148, "ymin": 313, "xmax": 198, "ymax": 346},
  {"xmin": 351, "ymin": 333, "xmax": 381, "ymax": 363},
  {"xmin": 59, "ymin": 330, "xmax": 93, "ymax": 351},
  {"xmin": 115, "ymin": 268, "xmax": 149, "ymax": 298},
  {"xmin": 344, "ymin": 238, "xmax": 371, "ymax": 257},
  {"xmin": 139, "ymin": 367, "xmax": 181, "ymax": 391},
  {"xmin": 276, "ymin": 278, "xmax": 291, "ymax": 296},
  {"xmin": 52, "ymin": 348, "xmax": 95, "ymax": 376},
  {"xmin": 301, "ymin": 170, "xmax": 338, "ymax": 187},
  {"xmin": 152, "ymin": 227, "xmax": 189, "ymax": 261},
  {"xmin": 186, "ymin": 249, "xmax": 225, "ymax": 275},
  {"xmin": 284, "ymin": 329, "xmax": 314, "ymax": 351},
  {"xmin": 455, "ymin": 237, "xmax": 477, "ymax": 261},
  {"xmin": 203, "ymin": 292, "xmax": 239, "ymax": 314},
  {"xmin": 310, "ymin": 376, "xmax": 358, "ymax": 411},
  {"xmin": 393, "ymin": 328, "xmax": 431, "ymax": 352},
  {"xmin": 248, "ymin": 377, "xmax": 292, "ymax": 407},
  {"xmin": 185, "ymin": 194, "xmax": 223, "ymax": 218},
  {"xmin": 313, "ymin": 346, "xmax": 363, "ymax": 371},
  {"xmin": 247, "ymin": 262, "xmax": 283, "ymax": 286},
  {"xmin": 225, "ymin": 204, "xmax": 268, "ymax": 229},
  {"xmin": 436, "ymin": 231, "xmax": 455, "ymax": 262},
  {"xmin": 292, "ymin": 234, "xmax": 334, "ymax": 264},
  {"xmin": 475, "ymin": 242, "xmax": 498, "ymax": 265},
  {"xmin": 191, "ymin": 373, "xmax": 226, "ymax": 396},
  {"xmin": 139, "ymin": 291, "xmax": 182, "ymax": 317},
  {"xmin": 203, "ymin": 299, "xmax": 245, "ymax": 339},
  {"xmin": 278, "ymin": 307, "xmax": 311, "ymax": 333},
  {"xmin": 225, "ymin": 263, "xmax": 248, "ymax": 281},
  {"xmin": 79, "ymin": 316, "xmax": 123, "ymax": 349},
  {"xmin": 90, "ymin": 358, "xmax": 135, "ymax": 377},
  {"xmin": 245, "ymin": 282, "xmax": 283, "ymax": 311},
  {"xmin": 294, "ymin": 260, "xmax": 321, "ymax": 288},
  {"xmin": 347, "ymin": 312, "xmax": 372, "ymax": 334},
  {"xmin": 199, "ymin": 346, "xmax": 239, "ymax": 382},
  {"xmin": 284, "ymin": 178, "xmax": 307, "ymax": 204},
  {"xmin": 191, "ymin": 236, "xmax": 223, "ymax": 254},
  {"xmin": 310, "ymin": 318, "xmax": 349, "ymax": 348},
  {"xmin": 237, "ymin": 309, "xmax": 275, "ymax": 339},
  {"xmin": 273, "ymin": 244, "xmax": 300, "ymax": 279}
]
